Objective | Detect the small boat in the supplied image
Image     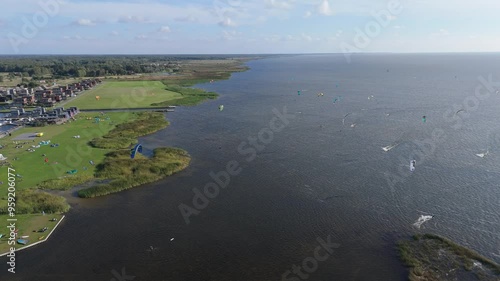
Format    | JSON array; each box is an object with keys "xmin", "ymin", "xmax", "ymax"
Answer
[
  {"xmin": 17, "ymin": 239, "xmax": 28, "ymax": 245},
  {"xmin": 38, "ymin": 236, "xmax": 45, "ymax": 241},
  {"xmin": 20, "ymin": 235, "xmax": 29, "ymax": 239},
  {"xmin": 0, "ymin": 234, "xmax": 4, "ymax": 238}
]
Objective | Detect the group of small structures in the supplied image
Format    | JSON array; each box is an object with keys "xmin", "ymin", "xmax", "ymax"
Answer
[
  {"xmin": 4, "ymin": 106, "xmax": 80, "ymax": 126},
  {"xmin": 0, "ymin": 79, "xmax": 101, "ymax": 108}
]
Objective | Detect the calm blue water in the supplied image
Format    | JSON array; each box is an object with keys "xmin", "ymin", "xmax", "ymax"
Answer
[{"xmin": 2, "ymin": 54, "xmax": 500, "ymax": 281}]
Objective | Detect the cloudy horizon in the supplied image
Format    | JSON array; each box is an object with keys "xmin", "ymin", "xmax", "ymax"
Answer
[{"xmin": 1, "ymin": 0, "xmax": 500, "ymax": 54}]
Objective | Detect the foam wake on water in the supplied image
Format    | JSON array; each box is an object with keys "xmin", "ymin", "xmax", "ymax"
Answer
[
  {"xmin": 413, "ymin": 215, "xmax": 433, "ymax": 228},
  {"xmin": 476, "ymin": 150, "xmax": 489, "ymax": 158},
  {"xmin": 382, "ymin": 143, "xmax": 399, "ymax": 152}
]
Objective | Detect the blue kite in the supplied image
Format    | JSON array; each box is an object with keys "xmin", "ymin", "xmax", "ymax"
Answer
[{"xmin": 130, "ymin": 144, "xmax": 143, "ymax": 159}]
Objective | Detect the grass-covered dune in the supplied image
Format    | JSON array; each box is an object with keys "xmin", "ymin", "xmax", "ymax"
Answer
[
  {"xmin": 90, "ymin": 111, "xmax": 169, "ymax": 149},
  {"xmin": 77, "ymin": 147, "xmax": 190, "ymax": 198},
  {"xmin": 398, "ymin": 234, "xmax": 500, "ymax": 281},
  {"xmin": 151, "ymin": 83, "xmax": 218, "ymax": 107}
]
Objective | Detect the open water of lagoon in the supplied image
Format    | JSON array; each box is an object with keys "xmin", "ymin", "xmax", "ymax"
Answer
[{"xmin": 2, "ymin": 54, "xmax": 500, "ymax": 281}]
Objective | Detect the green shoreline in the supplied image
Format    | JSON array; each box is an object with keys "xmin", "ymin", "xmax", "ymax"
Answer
[
  {"xmin": 398, "ymin": 234, "xmax": 500, "ymax": 281},
  {"xmin": 2, "ymin": 56, "xmax": 497, "ymax": 280},
  {"xmin": 0, "ymin": 57, "xmax": 253, "ymax": 253}
]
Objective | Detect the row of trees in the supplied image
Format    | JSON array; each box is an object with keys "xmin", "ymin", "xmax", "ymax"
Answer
[{"xmin": 0, "ymin": 55, "xmax": 200, "ymax": 78}]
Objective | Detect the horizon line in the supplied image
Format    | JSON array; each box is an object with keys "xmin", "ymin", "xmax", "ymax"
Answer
[{"xmin": 1, "ymin": 51, "xmax": 500, "ymax": 56}]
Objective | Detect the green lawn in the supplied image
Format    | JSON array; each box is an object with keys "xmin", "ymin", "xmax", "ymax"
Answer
[
  {"xmin": 0, "ymin": 112, "xmax": 134, "ymax": 190},
  {"xmin": 0, "ymin": 213, "xmax": 64, "ymax": 254},
  {"xmin": 64, "ymin": 80, "xmax": 183, "ymax": 109}
]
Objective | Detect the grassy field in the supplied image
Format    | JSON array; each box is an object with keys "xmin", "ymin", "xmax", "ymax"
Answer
[
  {"xmin": 0, "ymin": 213, "xmax": 64, "ymax": 254},
  {"xmin": 63, "ymin": 81, "xmax": 183, "ymax": 109},
  {"xmin": 399, "ymin": 234, "xmax": 500, "ymax": 280},
  {"xmin": 0, "ymin": 112, "xmax": 134, "ymax": 190},
  {"xmin": 0, "ymin": 110, "xmax": 183, "ymax": 201},
  {"xmin": 0, "ymin": 112, "xmax": 137, "ymax": 217}
]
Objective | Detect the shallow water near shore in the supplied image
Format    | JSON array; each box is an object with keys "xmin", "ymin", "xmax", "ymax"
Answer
[{"xmin": 2, "ymin": 54, "xmax": 500, "ymax": 280}]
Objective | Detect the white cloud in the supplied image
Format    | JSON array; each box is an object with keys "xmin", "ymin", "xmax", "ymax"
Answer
[
  {"xmin": 219, "ymin": 17, "xmax": 236, "ymax": 27},
  {"xmin": 175, "ymin": 15, "xmax": 197, "ymax": 22},
  {"xmin": 431, "ymin": 28, "xmax": 450, "ymax": 37},
  {"xmin": 272, "ymin": 33, "xmax": 315, "ymax": 42},
  {"xmin": 317, "ymin": 0, "xmax": 333, "ymax": 16},
  {"xmin": 135, "ymin": 34, "xmax": 148, "ymax": 40},
  {"xmin": 301, "ymin": 33, "xmax": 313, "ymax": 42},
  {"xmin": 158, "ymin": 26, "xmax": 171, "ymax": 33},
  {"xmin": 63, "ymin": 35, "xmax": 85, "ymax": 40},
  {"xmin": 74, "ymin": 19, "xmax": 96, "ymax": 26},
  {"xmin": 109, "ymin": 31, "xmax": 119, "ymax": 36},
  {"xmin": 265, "ymin": 35, "xmax": 281, "ymax": 43},
  {"xmin": 265, "ymin": 0, "xmax": 293, "ymax": 10},
  {"xmin": 440, "ymin": 28, "xmax": 450, "ymax": 35},
  {"xmin": 304, "ymin": 11, "xmax": 312, "ymax": 18},
  {"xmin": 221, "ymin": 30, "xmax": 242, "ymax": 41},
  {"xmin": 118, "ymin": 15, "xmax": 150, "ymax": 24}
]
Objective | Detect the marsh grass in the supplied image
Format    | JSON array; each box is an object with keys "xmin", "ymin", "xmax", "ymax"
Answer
[
  {"xmin": 398, "ymin": 234, "xmax": 500, "ymax": 281},
  {"xmin": 37, "ymin": 174, "xmax": 94, "ymax": 191},
  {"xmin": 0, "ymin": 189, "xmax": 70, "ymax": 214},
  {"xmin": 77, "ymin": 147, "xmax": 190, "ymax": 198},
  {"xmin": 90, "ymin": 112, "xmax": 169, "ymax": 149},
  {"xmin": 151, "ymin": 83, "xmax": 218, "ymax": 107}
]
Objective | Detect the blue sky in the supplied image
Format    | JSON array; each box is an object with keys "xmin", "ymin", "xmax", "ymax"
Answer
[{"xmin": 1, "ymin": 0, "xmax": 499, "ymax": 54}]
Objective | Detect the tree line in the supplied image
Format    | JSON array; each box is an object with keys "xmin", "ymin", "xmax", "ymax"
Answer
[{"xmin": 0, "ymin": 55, "xmax": 220, "ymax": 78}]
